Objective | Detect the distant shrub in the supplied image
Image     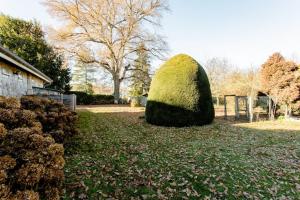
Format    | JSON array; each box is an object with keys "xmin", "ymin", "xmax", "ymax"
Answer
[
  {"xmin": 92, "ymin": 94, "xmax": 115, "ymax": 104},
  {"xmin": 130, "ymin": 97, "xmax": 141, "ymax": 107},
  {"xmin": 68, "ymin": 91, "xmax": 93, "ymax": 105},
  {"xmin": 146, "ymin": 54, "xmax": 215, "ymax": 126},
  {"xmin": 67, "ymin": 91, "xmax": 114, "ymax": 105}
]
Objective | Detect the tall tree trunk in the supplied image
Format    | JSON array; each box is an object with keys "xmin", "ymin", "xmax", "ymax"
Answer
[{"xmin": 113, "ymin": 77, "xmax": 121, "ymax": 104}]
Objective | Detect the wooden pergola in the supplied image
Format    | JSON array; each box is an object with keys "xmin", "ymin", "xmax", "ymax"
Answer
[{"xmin": 224, "ymin": 94, "xmax": 272, "ymax": 122}]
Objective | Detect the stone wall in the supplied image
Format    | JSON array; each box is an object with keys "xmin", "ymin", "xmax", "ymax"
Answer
[{"xmin": 0, "ymin": 60, "xmax": 44, "ymax": 97}]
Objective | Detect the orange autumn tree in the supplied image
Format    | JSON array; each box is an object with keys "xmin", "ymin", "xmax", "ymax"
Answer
[{"xmin": 260, "ymin": 53, "xmax": 300, "ymax": 117}]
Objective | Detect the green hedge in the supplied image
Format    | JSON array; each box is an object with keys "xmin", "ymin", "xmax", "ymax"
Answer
[
  {"xmin": 68, "ymin": 91, "xmax": 114, "ymax": 105},
  {"xmin": 146, "ymin": 54, "xmax": 215, "ymax": 127}
]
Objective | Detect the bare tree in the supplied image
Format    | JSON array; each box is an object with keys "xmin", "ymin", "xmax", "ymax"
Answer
[
  {"xmin": 205, "ymin": 58, "xmax": 232, "ymax": 106},
  {"xmin": 44, "ymin": 0, "xmax": 168, "ymax": 102},
  {"xmin": 223, "ymin": 68, "xmax": 260, "ymax": 97}
]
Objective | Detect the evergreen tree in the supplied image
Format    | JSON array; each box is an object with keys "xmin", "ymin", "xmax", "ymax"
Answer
[
  {"xmin": 0, "ymin": 14, "xmax": 71, "ymax": 91},
  {"xmin": 130, "ymin": 43, "xmax": 151, "ymax": 96},
  {"xmin": 72, "ymin": 62, "xmax": 97, "ymax": 94}
]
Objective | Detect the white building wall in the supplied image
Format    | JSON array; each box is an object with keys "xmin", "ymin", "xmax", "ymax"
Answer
[{"xmin": 0, "ymin": 60, "xmax": 44, "ymax": 97}]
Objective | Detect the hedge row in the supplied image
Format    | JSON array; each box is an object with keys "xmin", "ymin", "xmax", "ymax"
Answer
[
  {"xmin": 0, "ymin": 96, "xmax": 78, "ymax": 199},
  {"xmin": 68, "ymin": 91, "xmax": 114, "ymax": 105}
]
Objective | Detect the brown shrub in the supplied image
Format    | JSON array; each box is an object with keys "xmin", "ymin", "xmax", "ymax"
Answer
[
  {"xmin": 3, "ymin": 128, "xmax": 34, "ymax": 153},
  {"xmin": 16, "ymin": 164, "xmax": 45, "ymax": 186},
  {"xmin": 0, "ymin": 170, "xmax": 7, "ymax": 184},
  {"xmin": 49, "ymin": 156, "xmax": 65, "ymax": 170},
  {"xmin": 0, "ymin": 123, "xmax": 7, "ymax": 140},
  {"xmin": 20, "ymin": 96, "xmax": 78, "ymax": 143},
  {"xmin": 30, "ymin": 125, "xmax": 43, "ymax": 135},
  {"xmin": 0, "ymin": 184, "xmax": 10, "ymax": 199},
  {"xmin": 0, "ymin": 155, "xmax": 16, "ymax": 170},
  {"xmin": 27, "ymin": 134, "xmax": 49, "ymax": 149},
  {"xmin": 44, "ymin": 187, "xmax": 60, "ymax": 200},
  {"xmin": 19, "ymin": 150, "xmax": 47, "ymax": 164},
  {"xmin": 16, "ymin": 109, "xmax": 37, "ymax": 127},
  {"xmin": 43, "ymin": 135, "xmax": 56, "ymax": 145},
  {"xmin": 1, "ymin": 128, "xmax": 66, "ymax": 197},
  {"xmin": 48, "ymin": 130, "xmax": 65, "ymax": 143},
  {"xmin": 47, "ymin": 144, "xmax": 64, "ymax": 157},
  {"xmin": 0, "ymin": 108, "xmax": 18, "ymax": 129},
  {"xmin": 10, "ymin": 190, "xmax": 39, "ymax": 200},
  {"xmin": 0, "ymin": 96, "xmax": 71, "ymax": 199},
  {"xmin": 44, "ymin": 168, "xmax": 64, "ymax": 184},
  {"xmin": 20, "ymin": 95, "xmax": 47, "ymax": 111},
  {"xmin": 0, "ymin": 96, "xmax": 20, "ymax": 109},
  {"xmin": 0, "ymin": 108, "xmax": 38, "ymax": 130}
]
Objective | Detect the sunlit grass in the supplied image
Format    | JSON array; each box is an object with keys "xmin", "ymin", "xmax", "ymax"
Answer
[{"xmin": 63, "ymin": 106, "xmax": 300, "ymax": 199}]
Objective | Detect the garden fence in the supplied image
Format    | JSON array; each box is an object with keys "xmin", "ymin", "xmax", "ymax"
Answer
[{"xmin": 31, "ymin": 87, "xmax": 77, "ymax": 111}]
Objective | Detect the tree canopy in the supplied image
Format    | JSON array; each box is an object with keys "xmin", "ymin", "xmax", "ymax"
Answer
[
  {"xmin": 260, "ymin": 53, "xmax": 300, "ymax": 115},
  {"xmin": 0, "ymin": 14, "xmax": 71, "ymax": 92},
  {"xmin": 44, "ymin": 0, "xmax": 168, "ymax": 102}
]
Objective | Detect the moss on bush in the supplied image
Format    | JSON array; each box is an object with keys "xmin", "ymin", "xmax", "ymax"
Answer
[{"xmin": 146, "ymin": 54, "xmax": 215, "ymax": 126}]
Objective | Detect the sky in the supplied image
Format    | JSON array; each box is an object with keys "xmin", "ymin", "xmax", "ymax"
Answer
[{"xmin": 1, "ymin": 0, "xmax": 300, "ymax": 69}]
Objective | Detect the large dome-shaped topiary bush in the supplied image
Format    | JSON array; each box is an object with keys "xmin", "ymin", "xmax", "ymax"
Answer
[{"xmin": 145, "ymin": 54, "xmax": 215, "ymax": 126}]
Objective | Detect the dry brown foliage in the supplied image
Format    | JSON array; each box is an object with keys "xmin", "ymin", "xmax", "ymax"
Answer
[
  {"xmin": 260, "ymin": 53, "xmax": 300, "ymax": 111},
  {"xmin": 0, "ymin": 123, "xmax": 7, "ymax": 140},
  {"xmin": 21, "ymin": 96, "xmax": 78, "ymax": 143},
  {"xmin": 0, "ymin": 96, "xmax": 20, "ymax": 109},
  {"xmin": 10, "ymin": 190, "xmax": 40, "ymax": 200},
  {"xmin": 0, "ymin": 96, "xmax": 76, "ymax": 199}
]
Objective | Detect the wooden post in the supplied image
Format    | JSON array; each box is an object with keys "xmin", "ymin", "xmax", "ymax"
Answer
[
  {"xmin": 246, "ymin": 97, "xmax": 249, "ymax": 118},
  {"xmin": 72, "ymin": 94, "xmax": 76, "ymax": 111},
  {"xmin": 224, "ymin": 96, "xmax": 227, "ymax": 119},
  {"xmin": 60, "ymin": 93, "xmax": 64, "ymax": 103},
  {"xmin": 248, "ymin": 96, "xmax": 253, "ymax": 123},
  {"xmin": 268, "ymin": 97, "xmax": 272, "ymax": 120},
  {"xmin": 235, "ymin": 96, "xmax": 239, "ymax": 119}
]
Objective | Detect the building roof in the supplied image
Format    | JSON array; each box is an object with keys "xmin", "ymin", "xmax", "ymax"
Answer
[{"xmin": 0, "ymin": 45, "xmax": 52, "ymax": 83}]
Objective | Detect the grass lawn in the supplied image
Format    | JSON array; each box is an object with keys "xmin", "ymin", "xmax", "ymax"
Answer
[{"xmin": 63, "ymin": 106, "xmax": 300, "ymax": 199}]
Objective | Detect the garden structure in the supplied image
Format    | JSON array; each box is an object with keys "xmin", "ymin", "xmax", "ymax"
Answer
[{"xmin": 224, "ymin": 94, "xmax": 273, "ymax": 122}]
